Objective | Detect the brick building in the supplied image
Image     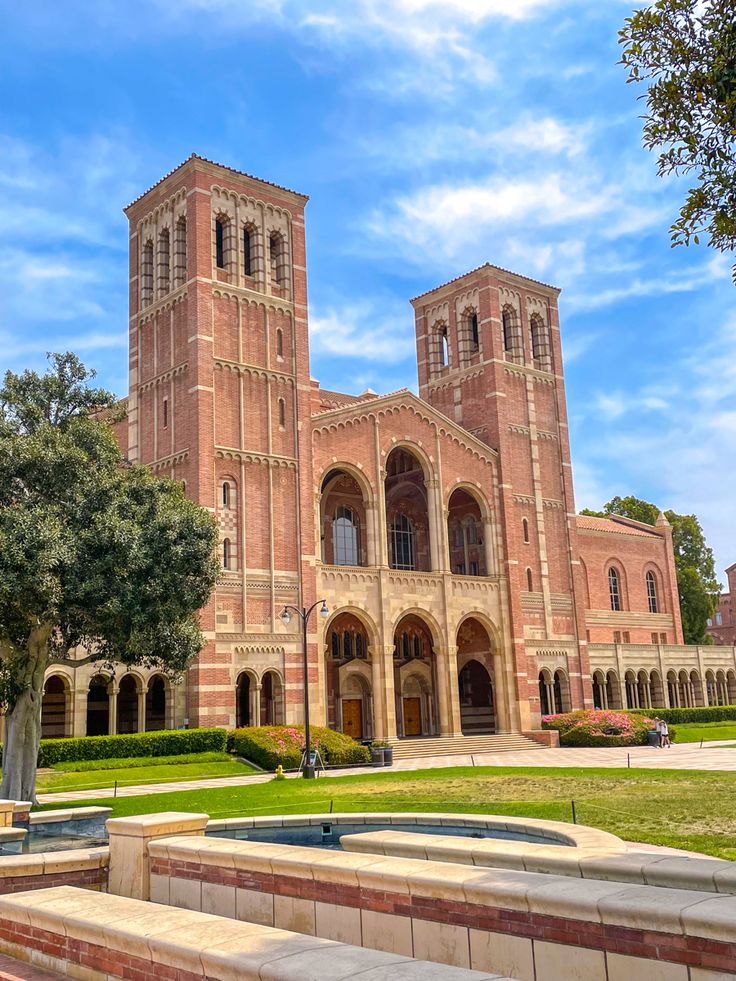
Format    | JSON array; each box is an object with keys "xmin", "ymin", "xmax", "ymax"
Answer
[
  {"xmin": 707, "ymin": 564, "xmax": 736, "ymax": 647},
  {"xmin": 38, "ymin": 156, "xmax": 736, "ymax": 743}
]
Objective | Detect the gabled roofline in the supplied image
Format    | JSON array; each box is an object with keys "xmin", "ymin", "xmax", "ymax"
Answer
[
  {"xmin": 410, "ymin": 262, "xmax": 560, "ymax": 305},
  {"xmin": 311, "ymin": 387, "xmax": 498, "ymax": 462},
  {"xmin": 124, "ymin": 153, "xmax": 309, "ymax": 213}
]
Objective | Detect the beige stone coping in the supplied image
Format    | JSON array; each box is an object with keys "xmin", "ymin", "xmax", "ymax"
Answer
[
  {"xmin": 206, "ymin": 810, "xmax": 625, "ymax": 849},
  {"xmin": 29, "ymin": 806, "xmax": 112, "ymax": 825},
  {"xmin": 0, "ymin": 829, "xmax": 27, "ymax": 844},
  {"xmin": 0, "ymin": 847, "xmax": 108, "ymax": 878},
  {"xmin": 340, "ymin": 829, "xmax": 736, "ymax": 895},
  {"xmin": 0, "ymin": 885, "xmax": 511, "ymax": 981},
  {"xmin": 148, "ymin": 835, "xmax": 736, "ymax": 940},
  {"xmin": 107, "ymin": 810, "xmax": 208, "ymax": 838}
]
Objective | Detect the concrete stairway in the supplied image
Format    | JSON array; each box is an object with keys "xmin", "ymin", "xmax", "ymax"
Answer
[{"xmin": 387, "ymin": 733, "xmax": 542, "ymax": 760}]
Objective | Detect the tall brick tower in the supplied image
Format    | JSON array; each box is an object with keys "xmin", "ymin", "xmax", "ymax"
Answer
[
  {"xmin": 124, "ymin": 155, "xmax": 316, "ymax": 727},
  {"xmin": 411, "ymin": 264, "xmax": 592, "ymax": 726}
]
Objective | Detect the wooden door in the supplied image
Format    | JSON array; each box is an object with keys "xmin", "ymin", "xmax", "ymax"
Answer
[
  {"xmin": 403, "ymin": 697, "xmax": 422, "ymax": 736},
  {"xmin": 342, "ymin": 699, "xmax": 363, "ymax": 740}
]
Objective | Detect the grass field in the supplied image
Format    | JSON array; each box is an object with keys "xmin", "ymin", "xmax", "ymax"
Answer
[
  {"xmin": 672, "ymin": 722, "xmax": 736, "ymax": 744},
  {"xmin": 36, "ymin": 752, "xmax": 257, "ymax": 793},
  {"xmin": 43, "ymin": 764, "xmax": 736, "ymax": 859}
]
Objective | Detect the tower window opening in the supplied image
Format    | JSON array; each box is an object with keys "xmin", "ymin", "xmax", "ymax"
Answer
[
  {"xmin": 526, "ymin": 567, "xmax": 533, "ymax": 591},
  {"xmin": 269, "ymin": 232, "xmax": 285, "ymax": 286},
  {"xmin": 276, "ymin": 328, "xmax": 284, "ymax": 359},
  {"xmin": 278, "ymin": 397, "xmax": 286, "ymax": 428},
  {"xmin": 222, "ymin": 481, "xmax": 231, "ymax": 509},
  {"xmin": 646, "ymin": 571, "xmax": 658, "ymax": 613},
  {"xmin": 390, "ymin": 512, "xmax": 415, "ymax": 570},
  {"xmin": 530, "ymin": 314, "xmax": 551, "ymax": 369},
  {"xmin": 162, "ymin": 398, "xmax": 168, "ymax": 430},
  {"xmin": 522, "ymin": 517, "xmax": 530, "ymax": 543},
  {"xmin": 157, "ymin": 227, "xmax": 170, "ymax": 296},
  {"xmin": 470, "ymin": 312, "xmax": 479, "ymax": 351},
  {"xmin": 215, "ymin": 218, "xmax": 226, "ymax": 269},
  {"xmin": 243, "ymin": 226, "xmax": 253, "ymax": 277},
  {"xmin": 223, "ymin": 538, "xmax": 231, "ymax": 570},
  {"xmin": 174, "ymin": 215, "xmax": 187, "ymax": 287},
  {"xmin": 141, "ymin": 239, "xmax": 154, "ymax": 306}
]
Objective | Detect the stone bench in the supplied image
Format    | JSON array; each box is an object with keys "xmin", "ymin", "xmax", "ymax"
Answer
[
  {"xmin": 0, "ymin": 885, "xmax": 511, "ymax": 981},
  {"xmin": 340, "ymin": 829, "xmax": 736, "ymax": 893}
]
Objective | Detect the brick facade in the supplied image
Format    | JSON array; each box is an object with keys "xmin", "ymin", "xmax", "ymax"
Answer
[
  {"xmin": 708, "ymin": 564, "xmax": 736, "ymax": 647},
  {"xmin": 38, "ymin": 155, "xmax": 736, "ymax": 739}
]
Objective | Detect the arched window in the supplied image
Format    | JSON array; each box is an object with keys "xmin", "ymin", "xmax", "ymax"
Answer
[
  {"xmin": 162, "ymin": 398, "xmax": 168, "ymax": 430},
  {"xmin": 402, "ymin": 632, "xmax": 410, "ymax": 659},
  {"xmin": 435, "ymin": 324, "xmax": 449, "ymax": 369},
  {"xmin": 141, "ymin": 239, "xmax": 154, "ymax": 306},
  {"xmin": 333, "ymin": 505, "xmax": 359, "ymax": 566},
  {"xmin": 502, "ymin": 307, "xmax": 514, "ymax": 356},
  {"xmin": 269, "ymin": 232, "xmax": 284, "ymax": 285},
  {"xmin": 223, "ymin": 538, "xmax": 231, "ymax": 569},
  {"xmin": 530, "ymin": 314, "xmax": 550, "ymax": 370},
  {"xmin": 278, "ymin": 397, "xmax": 285, "ymax": 428},
  {"xmin": 174, "ymin": 216, "xmax": 187, "ymax": 287},
  {"xmin": 470, "ymin": 312, "xmax": 479, "ymax": 351},
  {"xmin": 608, "ymin": 567, "xmax": 621, "ymax": 611},
  {"xmin": 522, "ymin": 517, "xmax": 530, "ymax": 543},
  {"xmin": 390, "ymin": 513, "xmax": 415, "ymax": 570},
  {"xmin": 222, "ymin": 482, "xmax": 231, "ymax": 509},
  {"xmin": 157, "ymin": 227, "xmax": 170, "ymax": 296},
  {"xmin": 646, "ymin": 571, "xmax": 659, "ymax": 613},
  {"xmin": 413, "ymin": 635, "xmax": 422, "ymax": 659},
  {"xmin": 243, "ymin": 226, "xmax": 253, "ymax": 277},
  {"xmin": 343, "ymin": 631, "xmax": 353, "ymax": 658},
  {"xmin": 526, "ymin": 567, "xmax": 533, "ymax": 591},
  {"xmin": 331, "ymin": 631, "xmax": 340, "ymax": 658},
  {"xmin": 356, "ymin": 633, "xmax": 365, "ymax": 658},
  {"xmin": 215, "ymin": 218, "xmax": 227, "ymax": 269},
  {"xmin": 276, "ymin": 328, "xmax": 284, "ymax": 358}
]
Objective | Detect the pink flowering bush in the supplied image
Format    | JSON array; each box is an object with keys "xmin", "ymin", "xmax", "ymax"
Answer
[
  {"xmin": 542, "ymin": 710, "xmax": 657, "ymax": 747},
  {"xmin": 229, "ymin": 724, "xmax": 370, "ymax": 770}
]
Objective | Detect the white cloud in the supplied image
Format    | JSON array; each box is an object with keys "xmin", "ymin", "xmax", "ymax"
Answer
[{"xmin": 309, "ymin": 300, "xmax": 416, "ymax": 363}]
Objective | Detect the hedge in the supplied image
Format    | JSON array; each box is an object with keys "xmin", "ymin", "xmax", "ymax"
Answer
[
  {"xmin": 542, "ymin": 709, "xmax": 657, "ymax": 748},
  {"xmin": 629, "ymin": 706, "xmax": 736, "ymax": 724},
  {"xmin": 229, "ymin": 725, "xmax": 371, "ymax": 770},
  {"xmin": 37, "ymin": 728, "xmax": 227, "ymax": 767}
]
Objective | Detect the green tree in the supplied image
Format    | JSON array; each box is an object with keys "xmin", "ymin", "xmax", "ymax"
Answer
[
  {"xmin": 619, "ymin": 0, "xmax": 736, "ymax": 281},
  {"xmin": 582, "ymin": 496, "xmax": 720, "ymax": 644},
  {"xmin": 0, "ymin": 353, "xmax": 220, "ymax": 801}
]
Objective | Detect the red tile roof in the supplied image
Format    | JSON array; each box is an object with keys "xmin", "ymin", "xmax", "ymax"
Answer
[{"xmin": 575, "ymin": 514, "xmax": 660, "ymax": 538}]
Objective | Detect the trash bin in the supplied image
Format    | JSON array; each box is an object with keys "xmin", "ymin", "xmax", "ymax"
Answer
[
  {"xmin": 646, "ymin": 730, "xmax": 660, "ymax": 747},
  {"xmin": 371, "ymin": 746, "xmax": 385, "ymax": 766},
  {"xmin": 383, "ymin": 746, "xmax": 394, "ymax": 767}
]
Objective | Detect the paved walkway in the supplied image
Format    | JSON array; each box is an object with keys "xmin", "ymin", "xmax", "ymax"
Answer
[{"xmin": 36, "ymin": 739, "xmax": 736, "ymax": 806}]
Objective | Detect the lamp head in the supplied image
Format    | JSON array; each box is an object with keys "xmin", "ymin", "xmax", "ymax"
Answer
[
  {"xmin": 280, "ymin": 607, "xmax": 291, "ymax": 625},
  {"xmin": 319, "ymin": 600, "xmax": 329, "ymax": 619}
]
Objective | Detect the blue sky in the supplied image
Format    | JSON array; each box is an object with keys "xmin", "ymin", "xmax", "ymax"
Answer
[{"xmin": 1, "ymin": 0, "xmax": 734, "ymax": 579}]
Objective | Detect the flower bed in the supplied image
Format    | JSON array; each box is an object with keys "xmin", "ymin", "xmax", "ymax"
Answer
[
  {"xmin": 542, "ymin": 709, "xmax": 658, "ymax": 747},
  {"xmin": 229, "ymin": 725, "xmax": 371, "ymax": 770}
]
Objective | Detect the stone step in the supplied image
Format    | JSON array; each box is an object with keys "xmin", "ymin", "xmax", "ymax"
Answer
[{"xmin": 386, "ymin": 733, "xmax": 541, "ymax": 759}]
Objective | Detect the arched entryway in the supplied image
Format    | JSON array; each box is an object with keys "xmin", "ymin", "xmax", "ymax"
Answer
[
  {"xmin": 236, "ymin": 671, "xmax": 253, "ymax": 728},
  {"xmin": 146, "ymin": 675, "xmax": 167, "ymax": 730},
  {"xmin": 538, "ymin": 668, "xmax": 570, "ymax": 716},
  {"xmin": 320, "ymin": 468, "xmax": 371, "ymax": 566},
  {"xmin": 606, "ymin": 670, "xmax": 622, "ymax": 709},
  {"xmin": 385, "ymin": 447, "xmax": 432, "ymax": 572},
  {"xmin": 41, "ymin": 675, "xmax": 70, "ymax": 739},
  {"xmin": 117, "ymin": 674, "xmax": 139, "ymax": 734},
  {"xmin": 592, "ymin": 670, "xmax": 606, "ymax": 709},
  {"xmin": 458, "ymin": 660, "xmax": 494, "ymax": 734},
  {"xmin": 260, "ymin": 670, "xmax": 284, "ymax": 726},
  {"xmin": 394, "ymin": 613, "xmax": 438, "ymax": 737},
  {"xmin": 324, "ymin": 611, "xmax": 373, "ymax": 739},
  {"xmin": 86, "ymin": 675, "xmax": 110, "ymax": 737}
]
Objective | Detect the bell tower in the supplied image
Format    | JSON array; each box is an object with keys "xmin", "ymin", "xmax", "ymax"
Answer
[
  {"xmin": 125, "ymin": 155, "xmax": 317, "ymax": 727},
  {"xmin": 411, "ymin": 264, "xmax": 592, "ymax": 722}
]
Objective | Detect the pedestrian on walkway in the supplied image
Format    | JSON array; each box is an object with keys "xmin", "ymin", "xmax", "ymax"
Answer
[
  {"xmin": 661, "ymin": 719, "xmax": 671, "ymax": 748},
  {"xmin": 654, "ymin": 717, "xmax": 663, "ymax": 748}
]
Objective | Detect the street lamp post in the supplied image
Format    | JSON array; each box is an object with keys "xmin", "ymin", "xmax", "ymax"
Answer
[{"xmin": 280, "ymin": 599, "xmax": 329, "ymax": 778}]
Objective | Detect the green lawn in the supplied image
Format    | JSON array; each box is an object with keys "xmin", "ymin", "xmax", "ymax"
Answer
[
  {"xmin": 673, "ymin": 722, "xmax": 736, "ymax": 744},
  {"xmin": 41, "ymin": 765, "xmax": 736, "ymax": 860},
  {"xmin": 37, "ymin": 752, "xmax": 257, "ymax": 793}
]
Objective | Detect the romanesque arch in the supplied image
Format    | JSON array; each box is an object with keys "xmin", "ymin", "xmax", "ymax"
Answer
[
  {"xmin": 117, "ymin": 674, "xmax": 141, "ymax": 734},
  {"xmin": 455, "ymin": 615, "xmax": 499, "ymax": 734},
  {"xmin": 324, "ymin": 609, "xmax": 375, "ymax": 740},
  {"xmin": 146, "ymin": 674, "xmax": 168, "ymax": 730},
  {"xmin": 320, "ymin": 466, "xmax": 372, "ymax": 566},
  {"xmin": 86, "ymin": 674, "xmax": 111, "ymax": 737},
  {"xmin": 447, "ymin": 486, "xmax": 490, "ymax": 577},
  {"xmin": 385, "ymin": 446, "xmax": 432, "ymax": 572},
  {"xmin": 41, "ymin": 674, "xmax": 71, "ymax": 739},
  {"xmin": 393, "ymin": 612, "xmax": 438, "ymax": 737},
  {"xmin": 235, "ymin": 670, "xmax": 258, "ymax": 728},
  {"xmin": 260, "ymin": 669, "xmax": 284, "ymax": 725}
]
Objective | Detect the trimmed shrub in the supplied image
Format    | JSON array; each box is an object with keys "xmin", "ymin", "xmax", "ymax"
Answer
[
  {"xmin": 629, "ymin": 706, "xmax": 736, "ymax": 724},
  {"xmin": 37, "ymin": 728, "xmax": 227, "ymax": 767},
  {"xmin": 543, "ymin": 710, "xmax": 656, "ymax": 748},
  {"xmin": 230, "ymin": 725, "xmax": 371, "ymax": 770}
]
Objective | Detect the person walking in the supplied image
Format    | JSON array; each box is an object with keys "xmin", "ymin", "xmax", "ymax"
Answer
[
  {"xmin": 654, "ymin": 717, "xmax": 662, "ymax": 748},
  {"xmin": 660, "ymin": 719, "xmax": 671, "ymax": 748}
]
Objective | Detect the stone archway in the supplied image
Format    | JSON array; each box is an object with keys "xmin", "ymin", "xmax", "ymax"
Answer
[
  {"xmin": 235, "ymin": 671, "xmax": 253, "ymax": 728},
  {"xmin": 117, "ymin": 675, "xmax": 139, "ymax": 734},
  {"xmin": 146, "ymin": 675, "xmax": 167, "ymax": 731},
  {"xmin": 41, "ymin": 675, "xmax": 71, "ymax": 739},
  {"xmin": 261, "ymin": 671, "xmax": 284, "ymax": 726},
  {"xmin": 458, "ymin": 659, "xmax": 494, "ymax": 734},
  {"xmin": 86, "ymin": 675, "xmax": 110, "ymax": 737},
  {"xmin": 393, "ymin": 613, "xmax": 438, "ymax": 738}
]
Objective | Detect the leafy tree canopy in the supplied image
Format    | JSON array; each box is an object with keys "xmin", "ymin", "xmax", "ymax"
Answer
[
  {"xmin": 0, "ymin": 353, "xmax": 220, "ymax": 800},
  {"xmin": 581, "ymin": 495, "xmax": 720, "ymax": 644},
  {"xmin": 619, "ymin": 0, "xmax": 736, "ymax": 281}
]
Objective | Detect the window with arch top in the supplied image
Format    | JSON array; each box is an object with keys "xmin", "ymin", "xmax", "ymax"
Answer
[
  {"xmin": 276, "ymin": 327, "xmax": 284, "ymax": 358},
  {"xmin": 333, "ymin": 505, "xmax": 359, "ymax": 566},
  {"xmin": 470, "ymin": 311, "xmax": 479, "ymax": 351},
  {"xmin": 157, "ymin": 227, "xmax": 170, "ymax": 296},
  {"xmin": 278, "ymin": 397, "xmax": 286, "ymax": 428},
  {"xmin": 438, "ymin": 324, "xmax": 449, "ymax": 368},
  {"xmin": 222, "ymin": 538, "xmax": 231, "ymax": 570},
  {"xmin": 522, "ymin": 517, "xmax": 530, "ymax": 543},
  {"xmin": 242, "ymin": 225, "xmax": 254, "ymax": 277},
  {"xmin": 646, "ymin": 570, "xmax": 659, "ymax": 613},
  {"xmin": 526, "ymin": 567, "xmax": 533, "ymax": 591},
  {"xmin": 530, "ymin": 313, "xmax": 551, "ymax": 370},
  {"xmin": 390, "ymin": 512, "xmax": 415, "ymax": 570},
  {"xmin": 222, "ymin": 481, "xmax": 231, "ymax": 509},
  {"xmin": 141, "ymin": 239, "xmax": 154, "ymax": 306},
  {"xmin": 608, "ymin": 566, "xmax": 622, "ymax": 611},
  {"xmin": 174, "ymin": 215, "xmax": 187, "ymax": 287},
  {"xmin": 501, "ymin": 305, "xmax": 522, "ymax": 362},
  {"xmin": 215, "ymin": 217, "xmax": 227, "ymax": 269},
  {"xmin": 269, "ymin": 232, "xmax": 284, "ymax": 285}
]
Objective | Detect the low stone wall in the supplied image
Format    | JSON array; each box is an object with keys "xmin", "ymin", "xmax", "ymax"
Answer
[
  {"xmin": 0, "ymin": 848, "xmax": 108, "ymax": 895},
  {"xmin": 0, "ymin": 885, "xmax": 508, "ymax": 981},
  {"xmin": 146, "ymin": 833, "xmax": 736, "ymax": 979},
  {"xmin": 341, "ymin": 829, "xmax": 736, "ymax": 893}
]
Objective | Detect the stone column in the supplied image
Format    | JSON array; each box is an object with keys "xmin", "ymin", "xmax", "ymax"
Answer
[
  {"xmin": 254, "ymin": 685, "xmax": 262, "ymax": 726},
  {"xmin": 483, "ymin": 517, "xmax": 497, "ymax": 575},
  {"xmin": 108, "ymin": 686, "xmax": 118, "ymax": 736},
  {"xmin": 370, "ymin": 649, "xmax": 385, "ymax": 737},
  {"xmin": 436, "ymin": 644, "xmax": 462, "ymax": 736},
  {"xmin": 137, "ymin": 687, "xmax": 147, "ymax": 732},
  {"xmin": 365, "ymin": 502, "xmax": 378, "ymax": 567},
  {"xmin": 107, "ymin": 812, "xmax": 209, "ymax": 901},
  {"xmin": 379, "ymin": 646, "xmax": 398, "ymax": 738}
]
